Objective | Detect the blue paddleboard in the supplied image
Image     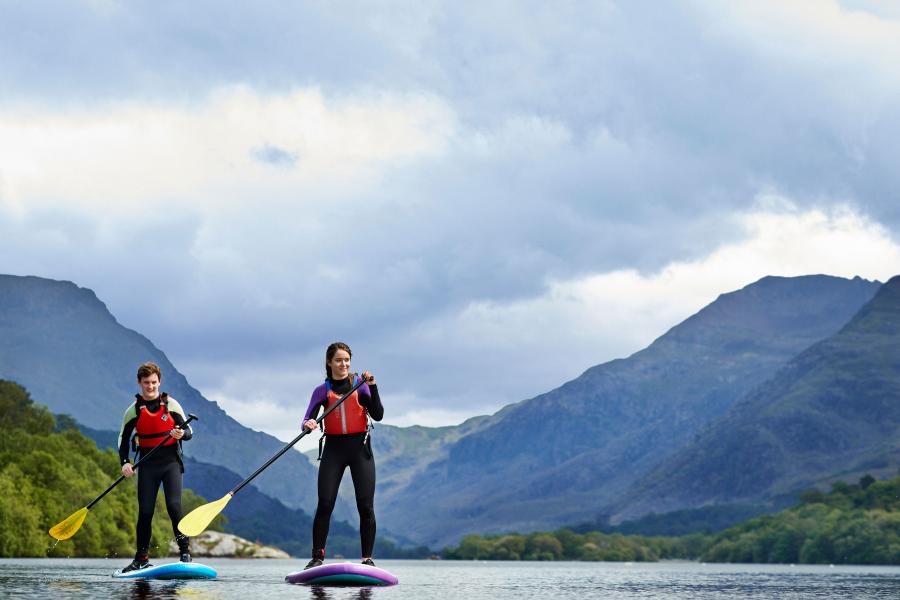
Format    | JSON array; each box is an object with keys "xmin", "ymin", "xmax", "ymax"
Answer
[{"xmin": 112, "ymin": 562, "xmax": 217, "ymax": 580}]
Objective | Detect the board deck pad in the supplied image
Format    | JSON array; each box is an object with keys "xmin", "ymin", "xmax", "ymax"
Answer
[
  {"xmin": 285, "ymin": 562, "xmax": 398, "ymax": 586},
  {"xmin": 112, "ymin": 562, "xmax": 217, "ymax": 580}
]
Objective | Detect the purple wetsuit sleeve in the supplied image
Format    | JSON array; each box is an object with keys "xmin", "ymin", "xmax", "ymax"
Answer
[
  {"xmin": 303, "ymin": 385, "xmax": 327, "ymax": 423},
  {"xmin": 358, "ymin": 383, "xmax": 384, "ymax": 421}
]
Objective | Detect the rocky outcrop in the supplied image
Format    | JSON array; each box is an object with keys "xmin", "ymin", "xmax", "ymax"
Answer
[{"xmin": 170, "ymin": 531, "xmax": 290, "ymax": 558}]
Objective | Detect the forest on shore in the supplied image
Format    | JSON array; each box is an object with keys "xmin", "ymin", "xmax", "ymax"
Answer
[
  {"xmin": 443, "ymin": 474, "xmax": 899, "ymax": 565},
  {"xmin": 0, "ymin": 380, "xmax": 220, "ymax": 558}
]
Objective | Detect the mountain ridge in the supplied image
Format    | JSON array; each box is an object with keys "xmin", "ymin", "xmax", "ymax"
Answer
[
  {"xmin": 617, "ymin": 275, "xmax": 900, "ymax": 518},
  {"xmin": 0, "ymin": 274, "xmax": 353, "ymax": 520},
  {"xmin": 2, "ymin": 272, "xmax": 892, "ymax": 550},
  {"xmin": 373, "ymin": 274, "xmax": 882, "ymax": 546}
]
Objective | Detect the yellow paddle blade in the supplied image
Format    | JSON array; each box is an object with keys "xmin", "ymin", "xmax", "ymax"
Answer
[
  {"xmin": 178, "ymin": 493, "xmax": 232, "ymax": 536},
  {"xmin": 49, "ymin": 507, "xmax": 89, "ymax": 540}
]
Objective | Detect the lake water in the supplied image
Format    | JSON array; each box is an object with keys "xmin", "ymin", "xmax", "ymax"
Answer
[{"xmin": 1, "ymin": 559, "xmax": 899, "ymax": 599}]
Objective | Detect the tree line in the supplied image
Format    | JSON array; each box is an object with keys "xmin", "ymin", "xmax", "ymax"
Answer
[
  {"xmin": 0, "ymin": 380, "xmax": 221, "ymax": 558},
  {"xmin": 443, "ymin": 475, "xmax": 899, "ymax": 565}
]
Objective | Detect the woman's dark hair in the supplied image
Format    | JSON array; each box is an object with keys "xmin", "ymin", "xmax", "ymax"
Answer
[{"xmin": 325, "ymin": 342, "xmax": 352, "ymax": 379}]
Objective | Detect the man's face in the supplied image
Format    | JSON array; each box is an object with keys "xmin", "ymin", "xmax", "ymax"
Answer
[{"xmin": 139, "ymin": 373, "xmax": 160, "ymax": 399}]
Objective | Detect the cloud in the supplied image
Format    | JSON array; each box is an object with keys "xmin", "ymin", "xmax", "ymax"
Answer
[
  {"xmin": 0, "ymin": 86, "xmax": 453, "ymax": 214},
  {"xmin": 388, "ymin": 404, "xmax": 477, "ymax": 429},
  {"xmin": 456, "ymin": 200, "xmax": 900, "ymax": 358},
  {"xmin": 251, "ymin": 145, "xmax": 297, "ymax": 168},
  {"xmin": 3, "ymin": 2, "xmax": 900, "ymax": 436},
  {"xmin": 0, "ymin": 1, "xmax": 397, "ymax": 99},
  {"xmin": 189, "ymin": 356, "xmax": 326, "ymax": 452},
  {"xmin": 195, "ymin": 201, "xmax": 900, "ymax": 432}
]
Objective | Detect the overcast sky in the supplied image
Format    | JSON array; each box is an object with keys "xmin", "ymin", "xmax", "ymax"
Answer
[{"xmin": 2, "ymin": 1, "xmax": 899, "ymax": 447}]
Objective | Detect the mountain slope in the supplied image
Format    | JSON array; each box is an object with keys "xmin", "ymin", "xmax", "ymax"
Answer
[
  {"xmin": 376, "ymin": 275, "xmax": 881, "ymax": 546},
  {"xmin": 0, "ymin": 274, "xmax": 351, "ymax": 519},
  {"xmin": 619, "ymin": 275, "xmax": 900, "ymax": 518}
]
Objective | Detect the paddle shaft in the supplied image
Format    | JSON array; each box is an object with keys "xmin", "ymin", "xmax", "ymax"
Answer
[
  {"xmin": 86, "ymin": 413, "xmax": 198, "ymax": 510},
  {"xmin": 229, "ymin": 376, "xmax": 368, "ymax": 496}
]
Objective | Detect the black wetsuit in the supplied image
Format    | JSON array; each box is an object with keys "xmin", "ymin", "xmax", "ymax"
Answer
[
  {"xmin": 305, "ymin": 377, "xmax": 383, "ymax": 558},
  {"xmin": 118, "ymin": 395, "xmax": 192, "ymax": 556}
]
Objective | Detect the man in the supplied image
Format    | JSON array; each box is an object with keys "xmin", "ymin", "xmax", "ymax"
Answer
[{"xmin": 117, "ymin": 362, "xmax": 193, "ymax": 572}]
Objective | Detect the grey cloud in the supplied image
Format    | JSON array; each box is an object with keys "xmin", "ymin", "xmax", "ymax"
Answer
[
  {"xmin": 4, "ymin": 1, "xmax": 898, "ymax": 230},
  {"xmin": 251, "ymin": 144, "xmax": 297, "ymax": 167},
  {"xmin": 3, "ymin": 1, "xmax": 900, "ymax": 421},
  {"xmin": 0, "ymin": 1, "xmax": 397, "ymax": 100}
]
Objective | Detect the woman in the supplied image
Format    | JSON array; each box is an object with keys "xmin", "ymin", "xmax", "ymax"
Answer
[
  {"xmin": 117, "ymin": 362, "xmax": 193, "ymax": 572},
  {"xmin": 302, "ymin": 342, "xmax": 383, "ymax": 569}
]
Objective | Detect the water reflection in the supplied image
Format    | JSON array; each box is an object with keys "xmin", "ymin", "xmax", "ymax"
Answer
[
  {"xmin": 309, "ymin": 586, "xmax": 373, "ymax": 600},
  {"xmin": 113, "ymin": 580, "xmax": 222, "ymax": 600},
  {"xmin": 46, "ymin": 580, "xmax": 85, "ymax": 593},
  {"xmin": 119, "ymin": 581, "xmax": 181, "ymax": 600}
]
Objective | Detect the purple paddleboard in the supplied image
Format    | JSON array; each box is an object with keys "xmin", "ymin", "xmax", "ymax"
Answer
[{"xmin": 285, "ymin": 562, "xmax": 398, "ymax": 586}]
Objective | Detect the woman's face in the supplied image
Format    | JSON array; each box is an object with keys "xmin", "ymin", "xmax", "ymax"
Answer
[
  {"xmin": 139, "ymin": 373, "xmax": 160, "ymax": 400},
  {"xmin": 328, "ymin": 349, "xmax": 351, "ymax": 380}
]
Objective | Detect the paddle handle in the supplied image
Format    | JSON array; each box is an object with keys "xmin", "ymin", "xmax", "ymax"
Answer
[
  {"xmin": 229, "ymin": 376, "xmax": 368, "ymax": 496},
  {"xmin": 87, "ymin": 413, "xmax": 198, "ymax": 510}
]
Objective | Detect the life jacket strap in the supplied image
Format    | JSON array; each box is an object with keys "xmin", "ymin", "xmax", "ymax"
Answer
[
  {"xmin": 363, "ymin": 419, "xmax": 375, "ymax": 457},
  {"xmin": 133, "ymin": 392, "xmax": 168, "ymax": 419},
  {"xmin": 136, "ymin": 430, "xmax": 171, "ymax": 439}
]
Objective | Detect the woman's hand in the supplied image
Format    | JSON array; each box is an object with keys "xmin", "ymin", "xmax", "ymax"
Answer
[
  {"xmin": 121, "ymin": 463, "xmax": 134, "ymax": 477},
  {"xmin": 170, "ymin": 427, "xmax": 185, "ymax": 440},
  {"xmin": 362, "ymin": 371, "xmax": 376, "ymax": 386},
  {"xmin": 304, "ymin": 419, "xmax": 319, "ymax": 431}
]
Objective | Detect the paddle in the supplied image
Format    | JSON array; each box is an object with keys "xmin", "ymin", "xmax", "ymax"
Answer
[
  {"xmin": 49, "ymin": 413, "xmax": 199, "ymax": 540},
  {"xmin": 178, "ymin": 375, "xmax": 369, "ymax": 536}
]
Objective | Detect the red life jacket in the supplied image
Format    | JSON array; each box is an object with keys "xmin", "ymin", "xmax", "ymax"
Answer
[
  {"xmin": 323, "ymin": 377, "xmax": 369, "ymax": 435},
  {"xmin": 134, "ymin": 393, "xmax": 178, "ymax": 449}
]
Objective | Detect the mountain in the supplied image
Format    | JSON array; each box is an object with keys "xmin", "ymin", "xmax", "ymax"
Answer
[
  {"xmin": 371, "ymin": 418, "xmax": 492, "ymax": 500},
  {"xmin": 617, "ymin": 275, "xmax": 900, "ymax": 518},
  {"xmin": 0, "ymin": 274, "xmax": 352, "ymax": 520},
  {"xmin": 373, "ymin": 275, "xmax": 881, "ymax": 547},
  {"xmin": 3, "ymin": 272, "xmax": 890, "ymax": 551}
]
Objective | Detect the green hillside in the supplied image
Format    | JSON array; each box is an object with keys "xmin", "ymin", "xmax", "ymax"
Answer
[
  {"xmin": 702, "ymin": 475, "xmax": 900, "ymax": 564},
  {"xmin": 443, "ymin": 529, "xmax": 706, "ymax": 562},
  {"xmin": 442, "ymin": 474, "xmax": 900, "ymax": 565},
  {"xmin": 0, "ymin": 380, "xmax": 219, "ymax": 558}
]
